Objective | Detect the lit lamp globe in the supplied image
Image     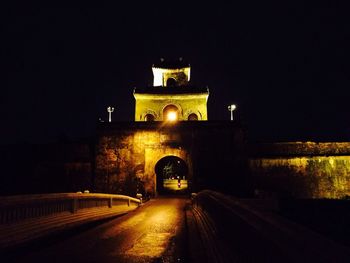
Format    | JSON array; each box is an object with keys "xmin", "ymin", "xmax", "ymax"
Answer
[
  {"xmin": 228, "ymin": 104, "xmax": 236, "ymax": 121},
  {"xmin": 167, "ymin": 111, "xmax": 178, "ymax": 122},
  {"xmin": 107, "ymin": 106, "xmax": 115, "ymax": 122}
]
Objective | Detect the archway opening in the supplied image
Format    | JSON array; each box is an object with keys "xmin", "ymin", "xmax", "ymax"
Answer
[
  {"xmin": 166, "ymin": 78, "xmax": 177, "ymax": 87},
  {"xmin": 163, "ymin": 104, "xmax": 179, "ymax": 122},
  {"xmin": 155, "ymin": 156, "xmax": 188, "ymax": 195},
  {"xmin": 188, "ymin": 113, "xmax": 198, "ymax": 121},
  {"xmin": 144, "ymin": 114, "xmax": 155, "ymax": 121}
]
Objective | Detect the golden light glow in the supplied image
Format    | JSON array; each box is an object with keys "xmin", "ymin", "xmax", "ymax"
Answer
[
  {"xmin": 163, "ymin": 179, "xmax": 188, "ymax": 191},
  {"xmin": 133, "ymin": 93, "xmax": 209, "ymax": 121},
  {"xmin": 166, "ymin": 111, "xmax": 177, "ymax": 122}
]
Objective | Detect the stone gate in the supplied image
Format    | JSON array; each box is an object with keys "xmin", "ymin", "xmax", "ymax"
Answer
[{"xmin": 94, "ymin": 121, "xmax": 246, "ymax": 197}]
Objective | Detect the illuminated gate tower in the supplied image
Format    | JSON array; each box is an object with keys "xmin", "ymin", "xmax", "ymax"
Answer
[{"xmin": 133, "ymin": 58, "xmax": 209, "ymax": 121}]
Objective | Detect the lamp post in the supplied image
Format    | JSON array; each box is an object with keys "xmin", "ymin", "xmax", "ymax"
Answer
[
  {"xmin": 228, "ymin": 104, "xmax": 236, "ymax": 121},
  {"xmin": 107, "ymin": 106, "xmax": 114, "ymax": 122}
]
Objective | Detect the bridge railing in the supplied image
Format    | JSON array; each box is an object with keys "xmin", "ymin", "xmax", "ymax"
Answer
[
  {"xmin": 0, "ymin": 193, "xmax": 141, "ymax": 225},
  {"xmin": 190, "ymin": 190, "xmax": 350, "ymax": 263}
]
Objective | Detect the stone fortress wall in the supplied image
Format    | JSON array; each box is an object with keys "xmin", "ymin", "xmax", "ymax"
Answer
[{"xmin": 249, "ymin": 142, "xmax": 350, "ymax": 198}]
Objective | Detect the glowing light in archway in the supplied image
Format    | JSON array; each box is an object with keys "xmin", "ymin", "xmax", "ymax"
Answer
[
  {"xmin": 155, "ymin": 155, "xmax": 189, "ymax": 194},
  {"xmin": 167, "ymin": 111, "xmax": 178, "ymax": 122}
]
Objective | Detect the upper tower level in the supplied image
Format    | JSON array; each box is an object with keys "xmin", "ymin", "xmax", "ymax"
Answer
[
  {"xmin": 134, "ymin": 58, "xmax": 209, "ymax": 122},
  {"xmin": 152, "ymin": 58, "xmax": 191, "ymax": 87}
]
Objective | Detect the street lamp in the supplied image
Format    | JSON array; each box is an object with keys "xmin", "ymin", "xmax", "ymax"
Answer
[
  {"xmin": 228, "ymin": 104, "xmax": 236, "ymax": 121},
  {"xmin": 107, "ymin": 106, "xmax": 114, "ymax": 122}
]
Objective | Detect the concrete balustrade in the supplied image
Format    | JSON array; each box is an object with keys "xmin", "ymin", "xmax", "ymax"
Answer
[
  {"xmin": 0, "ymin": 193, "xmax": 141, "ymax": 250},
  {"xmin": 190, "ymin": 190, "xmax": 350, "ymax": 263},
  {"xmin": 0, "ymin": 193, "xmax": 141, "ymax": 225}
]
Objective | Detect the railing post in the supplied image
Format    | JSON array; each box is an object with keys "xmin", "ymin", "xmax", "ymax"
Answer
[
  {"xmin": 128, "ymin": 198, "xmax": 130, "ymax": 207},
  {"xmin": 191, "ymin": 193, "xmax": 197, "ymax": 206},
  {"xmin": 71, "ymin": 198, "xmax": 78, "ymax": 213},
  {"xmin": 108, "ymin": 197, "xmax": 113, "ymax": 208},
  {"xmin": 136, "ymin": 194, "xmax": 142, "ymax": 205}
]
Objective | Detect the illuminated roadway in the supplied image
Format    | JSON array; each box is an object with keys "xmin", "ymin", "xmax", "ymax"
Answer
[{"xmin": 8, "ymin": 197, "xmax": 189, "ymax": 263}]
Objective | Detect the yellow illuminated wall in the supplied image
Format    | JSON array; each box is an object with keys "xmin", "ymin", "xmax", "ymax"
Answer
[
  {"xmin": 134, "ymin": 62, "xmax": 209, "ymax": 121},
  {"xmin": 134, "ymin": 93, "xmax": 209, "ymax": 121},
  {"xmin": 249, "ymin": 156, "xmax": 350, "ymax": 198},
  {"xmin": 152, "ymin": 66, "xmax": 190, "ymax": 87}
]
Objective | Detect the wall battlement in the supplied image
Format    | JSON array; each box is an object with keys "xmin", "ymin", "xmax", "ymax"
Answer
[
  {"xmin": 249, "ymin": 142, "xmax": 350, "ymax": 199},
  {"xmin": 249, "ymin": 142, "xmax": 350, "ymax": 157}
]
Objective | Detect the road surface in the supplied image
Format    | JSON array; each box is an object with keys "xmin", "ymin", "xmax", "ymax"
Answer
[{"xmin": 6, "ymin": 196, "xmax": 189, "ymax": 263}]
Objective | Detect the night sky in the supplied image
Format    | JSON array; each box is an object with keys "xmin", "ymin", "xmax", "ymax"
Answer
[{"xmin": 2, "ymin": 4, "xmax": 350, "ymax": 144}]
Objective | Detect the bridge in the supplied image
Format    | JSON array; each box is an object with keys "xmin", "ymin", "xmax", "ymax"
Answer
[{"xmin": 1, "ymin": 191, "xmax": 350, "ymax": 262}]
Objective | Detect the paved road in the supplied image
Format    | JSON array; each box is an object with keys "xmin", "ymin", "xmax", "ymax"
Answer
[{"xmin": 6, "ymin": 196, "xmax": 189, "ymax": 263}]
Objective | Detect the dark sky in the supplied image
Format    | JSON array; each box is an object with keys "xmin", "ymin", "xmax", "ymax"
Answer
[{"xmin": 2, "ymin": 3, "xmax": 350, "ymax": 144}]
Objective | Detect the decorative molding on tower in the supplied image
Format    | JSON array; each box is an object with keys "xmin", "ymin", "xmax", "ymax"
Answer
[{"xmin": 134, "ymin": 58, "xmax": 209, "ymax": 122}]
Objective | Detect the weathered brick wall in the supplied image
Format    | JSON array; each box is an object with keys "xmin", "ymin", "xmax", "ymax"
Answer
[
  {"xmin": 95, "ymin": 127, "xmax": 192, "ymax": 197},
  {"xmin": 249, "ymin": 142, "xmax": 350, "ymax": 198},
  {"xmin": 95, "ymin": 122, "xmax": 246, "ymax": 197}
]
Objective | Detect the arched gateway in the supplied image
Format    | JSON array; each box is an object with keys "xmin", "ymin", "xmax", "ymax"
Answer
[
  {"xmin": 95, "ymin": 121, "xmax": 244, "ymax": 197},
  {"xmin": 94, "ymin": 58, "xmax": 244, "ymax": 197},
  {"xmin": 94, "ymin": 121, "xmax": 242, "ymax": 196},
  {"xmin": 94, "ymin": 123, "xmax": 194, "ymax": 196},
  {"xmin": 155, "ymin": 156, "xmax": 189, "ymax": 194}
]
